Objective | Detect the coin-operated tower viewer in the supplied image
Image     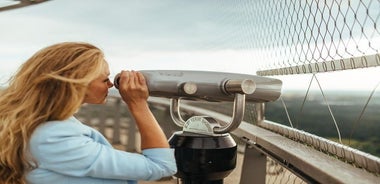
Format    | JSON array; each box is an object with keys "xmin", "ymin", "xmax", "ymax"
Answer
[{"xmin": 115, "ymin": 70, "xmax": 282, "ymax": 184}]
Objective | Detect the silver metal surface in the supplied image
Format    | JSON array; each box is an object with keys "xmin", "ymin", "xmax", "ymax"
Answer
[
  {"xmin": 169, "ymin": 98, "xmax": 185, "ymax": 127},
  {"xmin": 257, "ymin": 54, "xmax": 380, "ymax": 76},
  {"xmin": 182, "ymin": 82, "xmax": 197, "ymax": 95},
  {"xmin": 224, "ymin": 79, "xmax": 256, "ymax": 95},
  {"xmin": 213, "ymin": 93, "xmax": 246, "ymax": 134},
  {"xmin": 258, "ymin": 120, "xmax": 380, "ymax": 175},
  {"xmin": 115, "ymin": 70, "xmax": 282, "ymax": 103},
  {"xmin": 183, "ymin": 116, "xmax": 220, "ymax": 136},
  {"xmin": 115, "ymin": 70, "xmax": 282, "ymax": 134},
  {"xmin": 169, "ymin": 94, "xmax": 247, "ymax": 134}
]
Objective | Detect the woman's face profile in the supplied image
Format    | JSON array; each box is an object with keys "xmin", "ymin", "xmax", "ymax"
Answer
[{"xmin": 83, "ymin": 61, "xmax": 113, "ymax": 104}]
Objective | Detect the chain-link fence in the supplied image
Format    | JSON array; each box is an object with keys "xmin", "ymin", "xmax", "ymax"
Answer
[{"xmin": 243, "ymin": 0, "xmax": 380, "ymax": 75}]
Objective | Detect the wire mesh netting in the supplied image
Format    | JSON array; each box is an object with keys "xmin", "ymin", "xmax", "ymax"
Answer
[{"xmin": 243, "ymin": 0, "xmax": 380, "ymax": 75}]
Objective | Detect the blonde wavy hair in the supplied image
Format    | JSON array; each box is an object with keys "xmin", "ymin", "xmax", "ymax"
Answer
[{"xmin": 0, "ymin": 42, "xmax": 107, "ymax": 184}]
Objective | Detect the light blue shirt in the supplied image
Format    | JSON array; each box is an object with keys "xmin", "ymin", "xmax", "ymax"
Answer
[{"xmin": 26, "ymin": 116, "xmax": 177, "ymax": 184}]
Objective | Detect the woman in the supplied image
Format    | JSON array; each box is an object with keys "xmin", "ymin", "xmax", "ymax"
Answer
[{"xmin": 0, "ymin": 42, "xmax": 177, "ymax": 184}]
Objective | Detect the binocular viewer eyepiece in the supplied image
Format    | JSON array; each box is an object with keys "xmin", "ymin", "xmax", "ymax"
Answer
[{"xmin": 114, "ymin": 70, "xmax": 282, "ymax": 103}]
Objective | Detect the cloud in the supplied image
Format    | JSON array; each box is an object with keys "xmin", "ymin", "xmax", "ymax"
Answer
[{"xmin": 107, "ymin": 49, "xmax": 259, "ymax": 76}]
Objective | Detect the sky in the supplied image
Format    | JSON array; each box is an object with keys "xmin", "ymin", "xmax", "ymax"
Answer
[
  {"xmin": 0, "ymin": 0, "xmax": 259, "ymax": 81},
  {"xmin": 0, "ymin": 0, "xmax": 379, "ymax": 91}
]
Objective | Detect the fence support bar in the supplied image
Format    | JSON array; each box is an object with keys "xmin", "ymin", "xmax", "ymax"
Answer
[{"xmin": 240, "ymin": 144, "xmax": 267, "ymax": 184}]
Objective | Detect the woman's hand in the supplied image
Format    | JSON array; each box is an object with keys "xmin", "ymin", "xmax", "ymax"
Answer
[
  {"xmin": 117, "ymin": 70, "xmax": 149, "ymax": 107},
  {"xmin": 116, "ymin": 70, "xmax": 169, "ymax": 149}
]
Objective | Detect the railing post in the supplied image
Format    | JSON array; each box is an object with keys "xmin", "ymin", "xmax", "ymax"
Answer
[
  {"xmin": 239, "ymin": 102, "xmax": 267, "ymax": 184},
  {"xmin": 98, "ymin": 108, "xmax": 106, "ymax": 135},
  {"xmin": 126, "ymin": 117, "xmax": 137, "ymax": 152},
  {"xmin": 255, "ymin": 102, "xmax": 265, "ymax": 123},
  {"xmin": 112, "ymin": 98, "xmax": 121, "ymax": 144},
  {"xmin": 240, "ymin": 144, "xmax": 267, "ymax": 184}
]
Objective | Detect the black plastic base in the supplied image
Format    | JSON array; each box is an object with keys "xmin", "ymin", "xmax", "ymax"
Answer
[{"xmin": 169, "ymin": 131, "xmax": 237, "ymax": 183}]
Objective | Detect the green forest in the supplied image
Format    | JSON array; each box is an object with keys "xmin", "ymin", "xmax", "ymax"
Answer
[{"xmin": 264, "ymin": 90, "xmax": 380, "ymax": 157}]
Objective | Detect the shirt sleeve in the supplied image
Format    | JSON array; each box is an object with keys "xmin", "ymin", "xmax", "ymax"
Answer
[{"xmin": 29, "ymin": 119, "xmax": 177, "ymax": 181}]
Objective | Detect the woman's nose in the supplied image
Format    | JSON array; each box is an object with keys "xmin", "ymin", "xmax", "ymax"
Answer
[{"xmin": 108, "ymin": 81, "xmax": 114, "ymax": 88}]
